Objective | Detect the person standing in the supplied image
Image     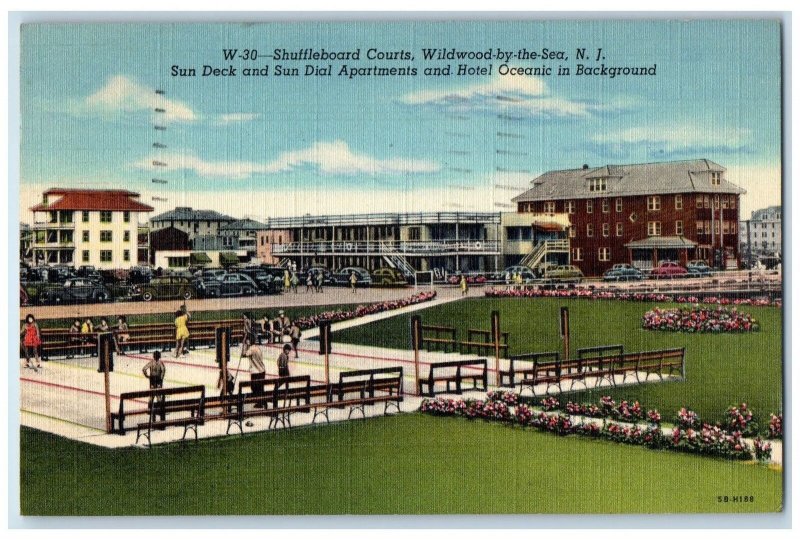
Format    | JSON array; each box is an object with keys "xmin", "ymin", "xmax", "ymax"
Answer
[
  {"xmin": 142, "ymin": 350, "xmax": 166, "ymax": 389},
  {"xmin": 81, "ymin": 318, "xmax": 95, "ymax": 357},
  {"xmin": 277, "ymin": 344, "xmax": 292, "ymax": 377},
  {"xmin": 20, "ymin": 314, "xmax": 42, "ymax": 370},
  {"xmin": 288, "ymin": 322, "xmax": 302, "ymax": 358},
  {"xmin": 241, "ymin": 313, "xmax": 254, "ymax": 354},
  {"xmin": 460, "ymin": 274, "xmax": 468, "ymax": 296},
  {"xmin": 174, "ymin": 305, "xmax": 190, "ymax": 358},
  {"xmin": 290, "ymin": 271, "xmax": 299, "ymax": 293},
  {"xmin": 350, "ymin": 271, "xmax": 358, "ymax": 294},
  {"xmin": 68, "ymin": 318, "xmax": 81, "ymax": 358},
  {"xmin": 241, "ymin": 337, "xmax": 266, "ymax": 406},
  {"xmin": 306, "ymin": 272, "xmax": 314, "ymax": 293},
  {"xmin": 283, "ymin": 270, "xmax": 291, "ymax": 292}
]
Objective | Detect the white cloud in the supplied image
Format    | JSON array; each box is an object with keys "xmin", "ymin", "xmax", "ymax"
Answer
[
  {"xmin": 401, "ymin": 75, "xmax": 598, "ymax": 119},
  {"xmin": 132, "ymin": 140, "xmax": 440, "ymax": 179},
  {"xmin": 75, "ymin": 75, "xmax": 259, "ymax": 125},
  {"xmin": 592, "ymin": 125, "xmax": 753, "ymax": 155}
]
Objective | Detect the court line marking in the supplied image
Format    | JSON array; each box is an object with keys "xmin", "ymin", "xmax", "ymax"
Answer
[{"xmin": 21, "ymin": 408, "xmax": 105, "ymax": 432}]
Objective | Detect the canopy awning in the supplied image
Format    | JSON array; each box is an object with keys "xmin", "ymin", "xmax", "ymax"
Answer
[
  {"xmin": 190, "ymin": 252, "xmax": 212, "ymax": 264},
  {"xmin": 531, "ymin": 222, "xmax": 566, "ymax": 232},
  {"xmin": 219, "ymin": 252, "xmax": 239, "ymax": 264},
  {"xmin": 624, "ymin": 236, "xmax": 698, "ymax": 250}
]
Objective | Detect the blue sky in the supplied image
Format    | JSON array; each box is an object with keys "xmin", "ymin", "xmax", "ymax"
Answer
[{"xmin": 20, "ymin": 20, "xmax": 782, "ymax": 220}]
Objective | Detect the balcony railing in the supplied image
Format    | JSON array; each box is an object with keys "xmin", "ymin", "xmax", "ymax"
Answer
[
  {"xmin": 264, "ymin": 211, "xmax": 501, "ymax": 229},
  {"xmin": 32, "ymin": 221, "xmax": 76, "ymax": 229},
  {"xmin": 31, "ymin": 241, "xmax": 75, "ymax": 248},
  {"xmin": 273, "ymin": 239, "xmax": 501, "ymax": 255}
]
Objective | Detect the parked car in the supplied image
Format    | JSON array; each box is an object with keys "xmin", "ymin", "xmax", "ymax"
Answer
[
  {"xmin": 534, "ymin": 261, "xmax": 558, "ymax": 278},
  {"xmin": 195, "ymin": 268, "xmax": 228, "ymax": 281},
  {"xmin": 602, "ymin": 263, "xmax": 644, "ymax": 281},
  {"xmin": 649, "ymin": 261, "xmax": 688, "ymax": 279},
  {"xmin": 76, "ymin": 265, "xmax": 101, "ymax": 281},
  {"xmin": 237, "ymin": 268, "xmax": 282, "ymax": 294},
  {"xmin": 132, "ymin": 276, "xmax": 197, "ymax": 302},
  {"xmin": 39, "ymin": 278, "xmax": 111, "ymax": 304},
  {"xmin": 259, "ymin": 266, "xmax": 288, "ymax": 291},
  {"xmin": 686, "ymin": 260, "xmax": 713, "ymax": 277},
  {"xmin": 334, "ymin": 267, "xmax": 373, "ymax": 286},
  {"xmin": 128, "ymin": 266, "xmax": 153, "ymax": 284},
  {"xmin": 371, "ymin": 267, "xmax": 408, "ymax": 286},
  {"xmin": 546, "ymin": 265, "xmax": 585, "ymax": 283},
  {"xmin": 196, "ymin": 273, "xmax": 259, "ymax": 297},
  {"xmin": 447, "ymin": 272, "xmax": 488, "ymax": 285},
  {"xmin": 301, "ymin": 267, "xmax": 337, "ymax": 287}
]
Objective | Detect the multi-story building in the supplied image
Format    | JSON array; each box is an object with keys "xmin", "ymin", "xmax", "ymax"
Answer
[
  {"xmin": 257, "ymin": 229, "xmax": 294, "ymax": 265},
  {"xmin": 150, "ymin": 207, "xmax": 235, "ymax": 238},
  {"xmin": 740, "ymin": 205, "xmax": 781, "ymax": 261},
  {"xmin": 262, "ymin": 212, "xmax": 502, "ymax": 275},
  {"xmin": 512, "ymin": 159, "xmax": 745, "ymax": 276},
  {"xmin": 219, "ymin": 218, "xmax": 266, "ymax": 260},
  {"xmin": 30, "ymin": 188, "xmax": 153, "ymax": 269}
]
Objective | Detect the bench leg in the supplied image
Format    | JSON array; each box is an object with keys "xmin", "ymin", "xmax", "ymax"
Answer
[{"xmin": 312, "ymin": 407, "xmax": 330, "ymax": 424}]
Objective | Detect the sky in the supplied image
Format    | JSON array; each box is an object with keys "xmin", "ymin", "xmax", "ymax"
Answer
[{"xmin": 19, "ymin": 20, "xmax": 782, "ymax": 223}]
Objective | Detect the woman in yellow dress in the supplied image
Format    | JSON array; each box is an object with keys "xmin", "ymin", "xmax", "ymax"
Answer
[{"xmin": 174, "ymin": 305, "xmax": 191, "ymax": 357}]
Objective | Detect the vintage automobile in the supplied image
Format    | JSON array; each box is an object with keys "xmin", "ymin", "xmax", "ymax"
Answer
[
  {"xmin": 237, "ymin": 267, "xmax": 282, "ymax": 294},
  {"xmin": 649, "ymin": 261, "xmax": 689, "ymax": 279},
  {"xmin": 39, "ymin": 278, "xmax": 112, "ymax": 304},
  {"xmin": 195, "ymin": 272, "xmax": 259, "ymax": 297},
  {"xmin": 498, "ymin": 265, "xmax": 537, "ymax": 284},
  {"xmin": 602, "ymin": 263, "xmax": 644, "ymax": 281},
  {"xmin": 546, "ymin": 265, "xmax": 585, "ymax": 283},
  {"xmin": 132, "ymin": 276, "xmax": 198, "ymax": 302},
  {"xmin": 334, "ymin": 266, "xmax": 373, "ymax": 286},
  {"xmin": 300, "ymin": 267, "xmax": 337, "ymax": 287},
  {"xmin": 371, "ymin": 267, "xmax": 408, "ymax": 286},
  {"xmin": 686, "ymin": 260, "xmax": 713, "ymax": 277}
]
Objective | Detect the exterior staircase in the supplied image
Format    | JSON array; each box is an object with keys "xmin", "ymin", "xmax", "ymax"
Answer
[
  {"xmin": 520, "ymin": 239, "xmax": 570, "ymax": 270},
  {"xmin": 379, "ymin": 241, "xmax": 417, "ymax": 277}
]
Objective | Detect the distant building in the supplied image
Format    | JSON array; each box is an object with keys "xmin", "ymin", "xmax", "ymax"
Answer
[
  {"xmin": 740, "ymin": 205, "xmax": 781, "ymax": 260},
  {"xmin": 512, "ymin": 159, "xmax": 745, "ymax": 275},
  {"xmin": 30, "ymin": 188, "xmax": 153, "ymax": 269},
  {"xmin": 149, "ymin": 226, "xmax": 190, "ymax": 266},
  {"xmin": 257, "ymin": 229, "xmax": 294, "ymax": 265},
  {"xmin": 219, "ymin": 218, "xmax": 267, "ymax": 260},
  {"xmin": 150, "ymin": 207, "xmax": 235, "ymax": 238}
]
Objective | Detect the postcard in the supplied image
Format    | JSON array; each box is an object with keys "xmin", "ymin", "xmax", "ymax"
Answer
[{"xmin": 17, "ymin": 18, "xmax": 783, "ymax": 516}]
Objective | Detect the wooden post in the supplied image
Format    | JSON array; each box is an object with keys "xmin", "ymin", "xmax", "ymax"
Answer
[
  {"xmin": 560, "ymin": 307, "xmax": 570, "ymax": 360},
  {"xmin": 216, "ymin": 327, "xmax": 230, "ymax": 396},
  {"xmin": 491, "ymin": 310, "xmax": 501, "ymax": 387},
  {"xmin": 98, "ymin": 332, "xmax": 113, "ymax": 433},
  {"xmin": 319, "ymin": 320, "xmax": 332, "ymax": 386},
  {"xmin": 411, "ymin": 315, "xmax": 421, "ymax": 395}
]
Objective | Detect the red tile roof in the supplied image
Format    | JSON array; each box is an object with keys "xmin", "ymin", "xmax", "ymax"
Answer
[{"xmin": 31, "ymin": 189, "xmax": 154, "ymax": 212}]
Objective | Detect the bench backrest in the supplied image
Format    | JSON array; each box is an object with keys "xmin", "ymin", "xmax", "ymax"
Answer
[
  {"xmin": 577, "ymin": 344, "xmax": 624, "ymax": 360},
  {"xmin": 337, "ymin": 367, "xmax": 404, "ymax": 397},
  {"xmin": 427, "ymin": 358, "xmax": 487, "ymax": 378},
  {"xmin": 510, "ymin": 351, "xmax": 560, "ymax": 372}
]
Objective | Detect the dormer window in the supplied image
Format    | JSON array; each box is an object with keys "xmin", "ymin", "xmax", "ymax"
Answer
[
  {"xmin": 588, "ymin": 177, "xmax": 607, "ymax": 192},
  {"xmin": 710, "ymin": 171, "xmax": 721, "ymax": 186}
]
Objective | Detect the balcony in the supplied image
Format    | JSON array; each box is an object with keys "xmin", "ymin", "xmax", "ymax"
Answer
[
  {"xmin": 31, "ymin": 241, "xmax": 75, "ymax": 249},
  {"xmin": 272, "ymin": 239, "xmax": 501, "ymax": 256},
  {"xmin": 32, "ymin": 221, "xmax": 76, "ymax": 230}
]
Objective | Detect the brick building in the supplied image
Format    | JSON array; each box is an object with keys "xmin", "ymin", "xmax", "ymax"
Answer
[{"xmin": 512, "ymin": 159, "xmax": 745, "ymax": 276}]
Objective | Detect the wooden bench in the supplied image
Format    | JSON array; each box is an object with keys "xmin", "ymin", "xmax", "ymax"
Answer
[
  {"xmin": 459, "ymin": 329, "xmax": 510, "ymax": 357},
  {"xmin": 501, "ymin": 351, "xmax": 560, "ymax": 388},
  {"xmin": 108, "ymin": 385, "xmax": 206, "ymax": 446},
  {"xmin": 632, "ymin": 348, "xmax": 685, "ymax": 382},
  {"xmin": 576, "ymin": 345, "xmax": 624, "ymax": 389},
  {"xmin": 229, "ymin": 375, "xmax": 312, "ymax": 433},
  {"xmin": 421, "ymin": 325, "xmax": 458, "ymax": 353},
  {"xmin": 418, "ymin": 359, "xmax": 488, "ymax": 397},
  {"xmin": 317, "ymin": 367, "xmax": 404, "ymax": 422}
]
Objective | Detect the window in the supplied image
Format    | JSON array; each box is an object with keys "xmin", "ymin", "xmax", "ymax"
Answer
[
  {"xmin": 100, "ymin": 230, "xmax": 112, "ymax": 242},
  {"xmin": 82, "ymin": 231, "xmax": 89, "ymax": 242},
  {"xmin": 647, "ymin": 196, "xmax": 661, "ymax": 211},
  {"xmin": 123, "ymin": 231, "xmax": 130, "ymax": 242},
  {"xmin": 409, "ymin": 227, "xmax": 421, "ymax": 240},
  {"xmin": 714, "ymin": 196, "xmax": 720, "ymax": 209},
  {"xmin": 586, "ymin": 223, "xmax": 594, "ymax": 237},
  {"xmin": 544, "ymin": 201, "xmax": 556, "ymax": 213},
  {"xmin": 82, "ymin": 211, "xmax": 90, "ymax": 222},
  {"xmin": 647, "ymin": 221, "xmax": 662, "ymax": 236},
  {"xmin": 696, "ymin": 195, "xmax": 703, "ymax": 209},
  {"xmin": 722, "ymin": 198, "xmax": 729, "ymax": 209},
  {"xmin": 602, "ymin": 199, "xmax": 610, "ymax": 213},
  {"xmin": 697, "ymin": 222, "xmax": 705, "ymax": 235},
  {"xmin": 82, "ymin": 250, "xmax": 90, "ymax": 263},
  {"xmin": 572, "ymin": 247, "xmax": 583, "ymax": 261},
  {"xmin": 569, "ymin": 226, "xmax": 576, "ymax": 238},
  {"xmin": 723, "ymin": 221, "xmax": 730, "ymax": 235},
  {"xmin": 714, "ymin": 221, "xmax": 720, "ymax": 235},
  {"xmin": 711, "ymin": 171, "xmax": 721, "ymax": 186},
  {"xmin": 598, "ymin": 247, "xmax": 611, "ymax": 261},
  {"xmin": 565, "ymin": 201, "xmax": 576, "ymax": 214},
  {"xmin": 730, "ymin": 197, "xmax": 737, "ymax": 209},
  {"xmin": 615, "ymin": 198, "xmax": 623, "ymax": 212},
  {"xmin": 100, "ymin": 211, "xmax": 112, "ymax": 223},
  {"xmin": 123, "ymin": 211, "xmax": 130, "ymax": 223},
  {"xmin": 616, "ymin": 223, "xmax": 623, "ymax": 237},
  {"xmin": 675, "ymin": 220, "xmax": 684, "ymax": 235},
  {"xmin": 602, "ymin": 223, "xmax": 610, "ymax": 237},
  {"xmin": 123, "ymin": 250, "xmax": 130, "ymax": 262},
  {"xmin": 731, "ymin": 222, "xmax": 737, "ymax": 234},
  {"xmin": 675, "ymin": 195, "xmax": 683, "ymax": 210},
  {"xmin": 100, "ymin": 250, "xmax": 112, "ymax": 262},
  {"xmin": 588, "ymin": 178, "xmax": 607, "ymax": 192},
  {"xmin": 586, "ymin": 200, "xmax": 593, "ymax": 213}
]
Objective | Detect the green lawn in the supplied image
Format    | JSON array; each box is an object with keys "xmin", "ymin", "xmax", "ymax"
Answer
[
  {"xmin": 21, "ymin": 415, "xmax": 781, "ymax": 515},
  {"xmin": 335, "ymin": 298, "xmax": 783, "ymax": 425}
]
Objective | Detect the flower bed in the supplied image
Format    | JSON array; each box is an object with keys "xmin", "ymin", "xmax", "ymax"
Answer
[
  {"xmin": 767, "ymin": 414, "xmax": 783, "ymax": 439},
  {"xmin": 641, "ymin": 306, "xmax": 760, "ymax": 333},
  {"xmin": 420, "ymin": 394, "xmax": 779, "ymax": 462},
  {"xmin": 484, "ymin": 287, "xmax": 780, "ymax": 307},
  {"xmin": 292, "ymin": 291, "xmax": 436, "ymax": 330}
]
